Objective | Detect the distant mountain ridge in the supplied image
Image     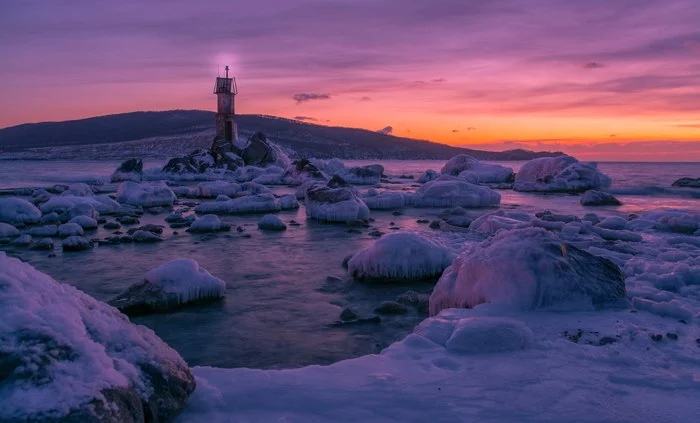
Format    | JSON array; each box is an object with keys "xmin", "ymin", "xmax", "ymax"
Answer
[{"xmin": 0, "ymin": 110, "xmax": 563, "ymax": 160}]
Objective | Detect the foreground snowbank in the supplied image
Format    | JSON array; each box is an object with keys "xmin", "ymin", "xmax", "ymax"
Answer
[{"xmin": 0, "ymin": 253, "xmax": 195, "ymax": 421}]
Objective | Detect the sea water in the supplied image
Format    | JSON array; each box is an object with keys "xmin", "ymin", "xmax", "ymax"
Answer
[{"xmin": 0, "ymin": 159, "xmax": 698, "ymax": 369}]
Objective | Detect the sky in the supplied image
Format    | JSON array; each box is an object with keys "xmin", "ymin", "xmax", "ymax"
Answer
[{"xmin": 1, "ymin": 0, "xmax": 699, "ymax": 161}]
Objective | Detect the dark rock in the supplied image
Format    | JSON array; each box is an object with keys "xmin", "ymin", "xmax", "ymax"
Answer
[
  {"xmin": 650, "ymin": 334, "xmax": 663, "ymax": 342},
  {"xmin": 374, "ymin": 301, "xmax": 408, "ymax": 315},
  {"xmin": 416, "ymin": 219, "xmax": 430, "ymax": 224},
  {"xmin": 340, "ymin": 308, "xmax": 358, "ymax": 321},
  {"xmin": 342, "ymin": 254, "xmax": 353, "ymax": 269},
  {"xmin": 111, "ymin": 158, "xmax": 143, "ymax": 182},
  {"xmin": 29, "ymin": 238, "xmax": 54, "ymax": 251},
  {"xmin": 396, "ymin": 290, "xmax": 430, "ymax": 313},
  {"xmin": 327, "ymin": 174, "xmax": 350, "ymax": 188},
  {"xmin": 61, "ymin": 236, "xmax": 93, "ymax": 251},
  {"xmin": 368, "ymin": 230, "xmax": 384, "ymax": 237},
  {"xmin": 117, "ymin": 215, "xmax": 140, "ymax": 225},
  {"xmin": 429, "ymin": 220, "xmax": 441, "ymax": 229},
  {"xmin": 104, "ymin": 221, "xmax": 121, "ymax": 230},
  {"xmin": 330, "ymin": 316, "xmax": 381, "ymax": 327},
  {"xmin": 239, "ymin": 132, "xmax": 287, "ymax": 167},
  {"xmin": 666, "ymin": 332, "xmax": 678, "ymax": 340},
  {"xmin": 163, "ymin": 149, "xmax": 219, "ymax": 174},
  {"xmin": 580, "ymin": 190, "xmax": 622, "ymax": 206},
  {"xmin": 347, "ymin": 228, "xmax": 362, "ymax": 234},
  {"xmin": 672, "ymin": 177, "xmax": 700, "ymax": 188}
]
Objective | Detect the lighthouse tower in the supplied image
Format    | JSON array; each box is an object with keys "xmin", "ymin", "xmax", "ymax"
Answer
[{"xmin": 211, "ymin": 66, "xmax": 238, "ymax": 155}]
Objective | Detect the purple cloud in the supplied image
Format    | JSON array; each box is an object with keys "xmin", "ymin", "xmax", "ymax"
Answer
[{"xmin": 292, "ymin": 93, "xmax": 331, "ymax": 104}]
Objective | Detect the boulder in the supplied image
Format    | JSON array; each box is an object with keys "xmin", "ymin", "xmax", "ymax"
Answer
[
  {"xmin": 62, "ymin": 236, "xmax": 94, "ymax": 251},
  {"xmin": 111, "ymin": 158, "xmax": 143, "ymax": 182},
  {"xmin": 258, "ymin": 214, "xmax": 287, "ymax": 231},
  {"xmin": 580, "ymin": 190, "xmax": 622, "ymax": 206},
  {"xmin": 0, "ymin": 253, "xmax": 195, "ymax": 422},
  {"xmin": 429, "ymin": 228, "xmax": 626, "ymax": 316},
  {"xmin": 672, "ymin": 177, "xmax": 700, "ymax": 188},
  {"xmin": 187, "ymin": 215, "xmax": 230, "ymax": 233},
  {"xmin": 162, "ymin": 149, "xmax": 218, "ymax": 174},
  {"xmin": 238, "ymin": 132, "xmax": 290, "ymax": 168},
  {"xmin": 29, "ymin": 237, "xmax": 54, "ymax": 250},
  {"xmin": 409, "ymin": 176, "xmax": 501, "ymax": 208},
  {"xmin": 514, "ymin": 155, "xmax": 612, "ymax": 192},
  {"xmin": 442, "ymin": 154, "xmax": 515, "ymax": 183},
  {"xmin": 0, "ymin": 222, "xmax": 20, "ymax": 243},
  {"xmin": 305, "ymin": 186, "xmax": 370, "ymax": 223},
  {"xmin": 116, "ymin": 182, "xmax": 176, "ymax": 208},
  {"xmin": 0, "ymin": 197, "xmax": 42, "ymax": 225},
  {"xmin": 374, "ymin": 301, "xmax": 408, "ymax": 314},
  {"xmin": 417, "ymin": 169, "xmax": 439, "ymax": 183},
  {"xmin": 341, "ymin": 165, "xmax": 383, "ymax": 185},
  {"xmin": 58, "ymin": 222, "xmax": 85, "ymax": 237},
  {"xmin": 108, "ymin": 258, "xmax": 226, "ymax": 315}
]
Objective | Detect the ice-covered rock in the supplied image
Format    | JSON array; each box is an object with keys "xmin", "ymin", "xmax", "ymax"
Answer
[
  {"xmin": 29, "ymin": 237, "xmax": 54, "ymax": 250},
  {"xmin": 418, "ymin": 169, "xmax": 439, "ymax": 183},
  {"xmin": 187, "ymin": 214, "xmax": 229, "ymax": 233},
  {"xmin": 61, "ymin": 183, "xmax": 94, "ymax": 197},
  {"xmin": 116, "ymin": 181, "xmax": 176, "ymax": 208},
  {"xmin": 305, "ymin": 186, "xmax": 370, "ymax": 223},
  {"xmin": 258, "ymin": 214, "xmax": 287, "ymax": 231},
  {"xmin": 672, "ymin": 177, "xmax": 700, "ymax": 188},
  {"xmin": 580, "ymin": 190, "xmax": 621, "ymax": 206},
  {"xmin": 469, "ymin": 210, "xmax": 531, "ymax": 236},
  {"xmin": 0, "ymin": 197, "xmax": 42, "ymax": 225},
  {"xmin": 237, "ymin": 132, "xmax": 290, "ymax": 168},
  {"xmin": 444, "ymin": 317, "xmax": 533, "ymax": 354},
  {"xmin": 340, "ymin": 165, "xmax": 383, "ymax": 185},
  {"xmin": 374, "ymin": 301, "xmax": 408, "ymax": 314},
  {"xmin": 514, "ymin": 155, "xmax": 612, "ymax": 192},
  {"xmin": 40, "ymin": 195, "xmax": 121, "ymax": 215},
  {"xmin": 11, "ymin": 234, "xmax": 32, "ymax": 246},
  {"xmin": 196, "ymin": 181, "xmax": 241, "ymax": 198},
  {"xmin": 109, "ymin": 258, "xmax": 226, "ymax": 315},
  {"xmin": 131, "ymin": 230, "xmax": 163, "ymax": 242},
  {"xmin": 430, "ymin": 228, "xmax": 626, "ymax": 315},
  {"xmin": 279, "ymin": 194, "xmax": 299, "ymax": 210},
  {"xmin": 40, "ymin": 211, "xmax": 62, "ymax": 224},
  {"xmin": 441, "ymin": 154, "xmax": 514, "ymax": 183},
  {"xmin": 58, "ymin": 222, "xmax": 85, "ymax": 237},
  {"xmin": 596, "ymin": 216, "xmax": 628, "ymax": 230},
  {"xmin": 281, "ymin": 159, "xmax": 328, "ymax": 186},
  {"xmin": 111, "ymin": 158, "xmax": 143, "ymax": 182},
  {"xmin": 163, "ymin": 149, "xmax": 225, "ymax": 174},
  {"xmin": 0, "ymin": 253, "xmax": 195, "ymax": 421},
  {"xmin": 409, "ymin": 177, "xmax": 501, "ymax": 208},
  {"xmin": 194, "ymin": 194, "xmax": 281, "ymax": 215},
  {"xmin": 0, "ymin": 222, "xmax": 20, "ymax": 242},
  {"xmin": 61, "ymin": 235, "xmax": 94, "ymax": 251},
  {"xmin": 29, "ymin": 225, "xmax": 59, "ymax": 237},
  {"xmin": 362, "ymin": 190, "xmax": 406, "ymax": 210},
  {"xmin": 641, "ymin": 210, "xmax": 699, "ymax": 234},
  {"xmin": 348, "ymin": 232, "xmax": 455, "ymax": 281},
  {"xmin": 69, "ymin": 215, "xmax": 98, "ymax": 230}
]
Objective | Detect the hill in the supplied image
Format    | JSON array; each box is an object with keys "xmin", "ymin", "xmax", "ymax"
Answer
[{"xmin": 0, "ymin": 110, "xmax": 562, "ymax": 160}]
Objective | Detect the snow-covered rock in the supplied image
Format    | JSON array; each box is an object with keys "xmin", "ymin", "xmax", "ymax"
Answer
[
  {"xmin": 116, "ymin": 181, "xmax": 176, "ymax": 208},
  {"xmin": 0, "ymin": 197, "xmax": 42, "ymax": 225},
  {"xmin": 68, "ymin": 215, "xmax": 98, "ymax": 230},
  {"xmin": 61, "ymin": 235, "xmax": 94, "ymax": 251},
  {"xmin": 409, "ymin": 177, "xmax": 501, "ymax": 208},
  {"xmin": 348, "ymin": 232, "xmax": 455, "ymax": 281},
  {"xmin": 111, "ymin": 158, "xmax": 143, "ymax": 182},
  {"xmin": 441, "ymin": 154, "xmax": 514, "ymax": 183},
  {"xmin": 430, "ymin": 228, "xmax": 626, "ymax": 315},
  {"xmin": 469, "ymin": 210, "xmax": 532, "ymax": 236},
  {"xmin": 0, "ymin": 253, "xmax": 195, "ymax": 421},
  {"xmin": 0, "ymin": 222, "xmax": 20, "ymax": 242},
  {"xmin": 11, "ymin": 234, "xmax": 32, "ymax": 246},
  {"xmin": 29, "ymin": 225, "xmax": 59, "ymax": 237},
  {"xmin": 514, "ymin": 155, "xmax": 612, "ymax": 192},
  {"xmin": 109, "ymin": 258, "xmax": 226, "ymax": 315},
  {"xmin": 580, "ymin": 190, "xmax": 621, "ymax": 206},
  {"xmin": 641, "ymin": 210, "xmax": 699, "ymax": 234},
  {"xmin": 444, "ymin": 317, "xmax": 533, "ymax": 354},
  {"xmin": 131, "ymin": 230, "xmax": 163, "ymax": 243},
  {"xmin": 418, "ymin": 169, "xmax": 439, "ymax": 183},
  {"xmin": 258, "ymin": 214, "xmax": 287, "ymax": 231},
  {"xmin": 163, "ymin": 149, "xmax": 233, "ymax": 174},
  {"xmin": 29, "ymin": 237, "xmax": 54, "ymax": 250},
  {"xmin": 340, "ymin": 165, "xmax": 383, "ymax": 185},
  {"xmin": 281, "ymin": 159, "xmax": 328, "ymax": 186},
  {"xmin": 187, "ymin": 214, "xmax": 229, "ymax": 233},
  {"xmin": 194, "ymin": 194, "xmax": 281, "ymax": 215},
  {"xmin": 362, "ymin": 190, "xmax": 406, "ymax": 210},
  {"xmin": 305, "ymin": 186, "xmax": 370, "ymax": 223},
  {"xmin": 40, "ymin": 195, "xmax": 121, "ymax": 215},
  {"xmin": 58, "ymin": 222, "xmax": 85, "ymax": 237},
  {"xmin": 61, "ymin": 183, "xmax": 94, "ymax": 197},
  {"xmin": 596, "ymin": 216, "xmax": 628, "ymax": 230},
  {"xmin": 279, "ymin": 194, "xmax": 300, "ymax": 210},
  {"xmin": 237, "ymin": 132, "xmax": 290, "ymax": 168},
  {"xmin": 196, "ymin": 181, "xmax": 241, "ymax": 198}
]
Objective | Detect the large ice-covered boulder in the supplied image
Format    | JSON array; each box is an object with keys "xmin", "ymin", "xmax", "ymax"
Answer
[
  {"xmin": 237, "ymin": 132, "xmax": 290, "ymax": 168},
  {"xmin": 0, "ymin": 222, "xmax": 20, "ymax": 242},
  {"xmin": 0, "ymin": 197, "xmax": 42, "ymax": 225},
  {"xmin": 39, "ymin": 195, "xmax": 120, "ymax": 216},
  {"xmin": 514, "ymin": 155, "xmax": 611, "ymax": 192},
  {"xmin": 580, "ymin": 190, "xmax": 621, "ymax": 206},
  {"xmin": 109, "ymin": 258, "xmax": 226, "ymax": 315},
  {"xmin": 196, "ymin": 181, "xmax": 241, "ymax": 198},
  {"xmin": 348, "ymin": 232, "xmax": 455, "ymax": 281},
  {"xmin": 257, "ymin": 214, "xmax": 287, "ymax": 231},
  {"xmin": 163, "ymin": 149, "xmax": 238, "ymax": 174},
  {"xmin": 111, "ymin": 158, "xmax": 143, "ymax": 182},
  {"xmin": 362, "ymin": 189, "xmax": 406, "ymax": 210},
  {"xmin": 116, "ymin": 181, "xmax": 176, "ymax": 208},
  {"xmin": 281, "ymin": 159, "xmax": 328, "ymax": 186},
  {"xmin": 0, "ymin": 252, "xmax": 195, "ymax": 421},
  {"xmin": 186, "ymin": 214, "xmax": 229, "ymax": 233},
  {"xmin": 409, "ymin": 176, "xmax": 501, "ymax": 208},
  {"xmin": 429, "ymin": 228, "xmax": 626, "ymax": 315},
  {"xmin": 194, "ymin": 193, "xmax": 281, "ymax": 215},
  {"xmin": 340, "ymin": 165, "xmax": 383, "ymax": 185},
  {"xmin": 305, "ymin": 186, "xmax": 370, "ymax": 223},
  {"xmin": 418, "ymin": 169, "xmax": 439, "ymax": 183},
  {"xmin": 442, "ymin": 154, "xmax": 514, "ymax": 184}
]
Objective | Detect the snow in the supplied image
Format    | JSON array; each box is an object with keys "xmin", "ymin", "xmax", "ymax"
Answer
[
  {"xmin": 0, "ymin": 253, "xmax": 193, "ymax": 421},
  {"xmin": 144, "ymin": 258, "xmax": 226, "ymax": 304},
  {"xmin": 188, "ymin": 214, "xmax": 227, "ymax": 233},
  {"xmin": 514, "ymin": 155, "xmax": 612, "ymax": 192},
  {"xmin": 417, "ymin": 169, "xmax": 439, "ymax": 183},
  {"xmin": 441, "ymin": 154, "xmax": 514, "ymax": 183},
  {"xmin": 409, "ymin": 177, "xmax": 501, "ymax": 208},
  {"xmin": 361, "ymin": 190, "xmax": 406, "ymax": 210},
  {"xmin": 0, "ymin": 197, "xmax": 42, "ymax": 224},
  {"xmin": 0, "ymin": 222, "xmax": 20, "ymax": 240},
  {"xmin": 196, "ymin": 181, "xmax": 241, "ymax": 198},
  {"xmin": 68, "ymin": 215, "xmax": 98, "ymax": 230},
  {"xmin": 429, "ymin": 228, "xmax": 627, "ymax": 316},
  {"xmin": 258, "ymin": 214, "xmax": 287, "ymax": 231},
  {"xmin": 347, "ymin": 232, "xmax": 455, "ymax": 280},
  {"xmin": 194, "ymin": 194, "xmax": 281, "ymax": 215},
  {"xmin": 58, "ymin": 222, "xmax": 85, "ymax": 237},
  {"xmin": 116, "ymin": 181, "xmax": 176, "ymax": 208},
  {"xmin": 305, "ymin": 186, "xmax": 370, "ymax": 223},
  {"xmin": 234, "ymin": 166, "xmax": 267, "ymax": 182}
]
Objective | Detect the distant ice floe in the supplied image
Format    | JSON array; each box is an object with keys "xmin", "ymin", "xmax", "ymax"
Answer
[
  {"xmin": 0, "ymin": 197, "xmax": 41, "ymax": 225},
  {"xmin": 430, "ymin": 227, "xmax": 627, "ymax": 315},
  {"xmin": 514, "ymin": 155, "xmax": 612, "ymax": 192},
  {"xmin": 408, "ymin": 176, "xmax": 501, "ymax": 208},
  {"xmin": 109, "ymin": 258, "xmax": 226, "ymax": 315},
  {"xmin": 348, "ymin": 232, "xmax": 456, "ymax": 281},
  {"xmin": 305, "ymin": 186, "xmax": 370, "ymax": 223},
  {"xmin": 116, "ymin": 181, "xmax": 176, "ymax": 208}
]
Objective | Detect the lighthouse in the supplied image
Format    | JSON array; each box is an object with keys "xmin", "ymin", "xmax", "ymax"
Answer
[{"xmin": 211, "ymin": 66, "xmax": 238, "ymax": 155}]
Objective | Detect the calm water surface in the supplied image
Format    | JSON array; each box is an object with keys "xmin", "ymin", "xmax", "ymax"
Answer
[{"xmin": 1, "ymin": 159, "xmax": 698, "ymax": 369}]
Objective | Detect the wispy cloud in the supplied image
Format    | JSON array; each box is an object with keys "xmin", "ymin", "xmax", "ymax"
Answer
[
  {"xmin": 583, "ymin": 62, "xmax": 604, "ymax": 69},
  {"xmin": 292, "ymin": 93, "xmax": 331, "ymax": 104}
]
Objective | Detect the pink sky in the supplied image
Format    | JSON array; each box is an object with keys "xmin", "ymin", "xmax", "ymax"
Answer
[{"xmin": 1, "ymin": 0, "xmax": 699, "ymax": 161}]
